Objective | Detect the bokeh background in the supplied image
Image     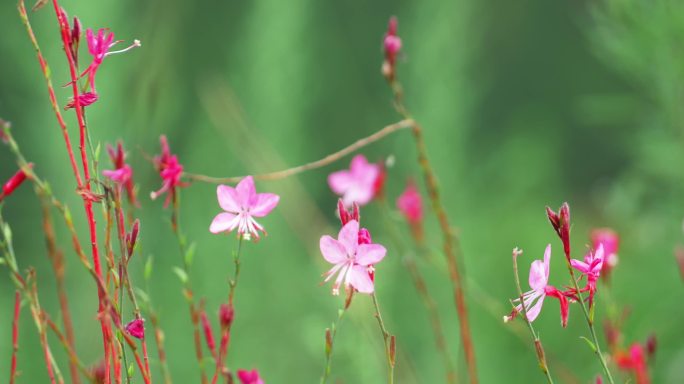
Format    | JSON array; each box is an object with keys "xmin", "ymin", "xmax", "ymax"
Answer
[{"xmin": 1, "ymin": 0, "xmax": 684, "ymax": 382}]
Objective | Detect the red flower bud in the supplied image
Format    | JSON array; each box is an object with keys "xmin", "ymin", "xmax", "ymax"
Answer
[
  {"xmin": 219, "ymin": 304, "xmax": 234, "ymax": 329},
  {"xmin": 338, "ymin": 199, "xmax": 360, "ymax": 226},
  {"xmin": 0, "ymin": 165, "xmax": 32, "ymax": 202},
  {"xmin": 124, "ymin": 318, "xmax": 145, "ymax": 339}
]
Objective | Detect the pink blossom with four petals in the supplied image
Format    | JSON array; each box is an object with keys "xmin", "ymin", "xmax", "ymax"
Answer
[
  {"xmin": 328, "ymin": 155, "xmax": 381, "ymax": 207},
  {"xmin": 209, "ymin": 176, "xmax": 280, "ymax": 240},
  {"xmin": 237, "ymin": 369, "xmax": 264, "ymax": 384},
  {"xmin": 570, "ymin": 245, "xmax": 604, "ymax": 307},
  {"xmin": 320, "ymin": 220, "xmax": 386, "ymax": 295},
  {"xmin": 151, "ymin": 135, "xmax": 186, "ymax": 207},
  {"xmin": 507, "ymin": 245, "xmax": 570, "ymax": 327}
]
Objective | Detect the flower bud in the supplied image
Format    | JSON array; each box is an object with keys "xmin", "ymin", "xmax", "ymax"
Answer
[
  {"xmin": 0, "ymin": 164, "xmax": 32, "ymax": 202},
  {"xmin": 219, "ymin": 304, "xmax": 234, "ymax": 329},
  {"xmin": 124, "ymin": 318, "xmax": 145, "ymax": 339},
  {"xmin": 125, "ymin": 219, "xmax": 140, "ymax": 259}
]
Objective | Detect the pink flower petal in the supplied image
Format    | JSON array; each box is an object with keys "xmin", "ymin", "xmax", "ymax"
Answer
[
  {"xmin": 350, "ymin": 155, "xmax": 370, "ymax": 174},
  {"xmin": 210, "ymin": 212, "xmax": 238, "ymax": 234},
  {"xmin": 328, "ymin": 170, "xmax": 353, "ymax": 195},
  {"xmin": 350, "ymin": 265, "xmax": 374, "ymax": 294},
  {"xmin": 236, "ymin": 176, "xmax": 257, "ymax": 207},
  {"xmin": 337, "ymin": 220, "xmax": 359, "ymax": 254},
  {"xmin": 570, "ymin": 259, "xmax": 590, "ymax": 273},
  {"xmin": 320, "ymin": 236, "xmax": 348, "ymax": 264},
  {"xmin": 525, "ymin": 293, "xmax": 545, "ymax": 322},
  {"xmin": 217, "ymin": 185, "xmax": 241, "ymax": 212},
  {"xmin": 356, "ymin": 244, "xmax": 386, "ymax": 266},
  {"xmin": 543, "ymin": 244, "xmax": 551, "ymax": 280},
  {"xmin": 251, "ymin": 193, "xmax": 280, "ymax": 217},
  {"xmin": 529, "ymin": 259, "xmax": 548, "ymax": 290}
]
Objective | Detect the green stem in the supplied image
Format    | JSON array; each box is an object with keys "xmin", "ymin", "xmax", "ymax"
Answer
[
  {"xmin": 320, "ymin": 304, "xmax": 347, "ymax": 384},
  {"xmin": 371, "ymin": 292, "xmax": 394, "ymax": 384}
]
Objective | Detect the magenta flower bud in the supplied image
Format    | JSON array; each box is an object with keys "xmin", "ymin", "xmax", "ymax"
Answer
[
  {"xmin": 124, "ymin": 318, "xmax": 145, "ymax": 339},
  {"xmin": 546, "ymin": 203, "xmax": 571, "ymax": 259},
  {"xmin": 337, "ymin": 199, "xmax": 360, "ymax": 226},
  {"xmin": 396, "ymin": 181, "xmax": 423, "ymax": 224},
  {"xmin": 645, "ymin": 334, "xmax": 657, "ymax": 358},
  {"xmin": 358, "ymin": 228, "xmax": 372, "ymax": 245},
  {"xmin": 0, "ymin": 164, "xmax": 32, "ymax": 202},
  {"xmin": 237, "ymin": 369, "xmax": 264, "ymax": 384},
  {"xmin": 125, "ymin": 219, "xmax": 140, "ymax": 258},
  {"xmin": 219, "ymin": 304, "xmax": 234, "ymax": 329},
  {"xmin": 200, "ymin": 310, "xmax": 216, "ymax": 355}
]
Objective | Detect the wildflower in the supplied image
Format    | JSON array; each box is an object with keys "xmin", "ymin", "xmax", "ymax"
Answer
[
  {"xmin": 200, "ymin": 309, "xmax": 216, "ymax": 354},
  {"xmin": 320, "ymin": 220, "xmax": 386, "ymax": 295},
  {"xmin": 615, "ymin": 343, "xmax": 650, "ymax": 384},
  {"xmin": 396, "ymin": 181, "xmax": 423, "ymax": 224},
  {"xmin": 0, "ymin": 165, "xmax": 32, "ymax": 203},
  {"xmin": 328, "ymin": 154, "xmax": 381, "ymax": 207},
  {"xmin": 151, "ymin": 135, "xmax": 186, "ymax": 207},
  {"xmin": 505, "ymin": 245, "xmax": 570, "ymax": 327},
  {"xmin": 570, "ymin": 245, "xmax": 604, "ymax": 307},
  {"xmin": 237, "ymin": 369, "xmax": 264, "ymax": 384},
  {"xmin": 209, "ymin": 176, "xmax": 280, "ymax": 241},
  {"xmin": 382, "ymin": 16, "xmax": 402, "ymax": 81},
  {"xmin": 103, "ymin": 141, "xmax": 137, "ymax": 205},
  {"xmin": 591, "ymin": 228, "xmax": 619, "ymax": 281},
  {"xmin": 219, "ymin": 304, "xmax": 234, "ymax": 329},
  {"xmin": 124, "ymin": 318, "xmax": 145, "ymax": 339}
]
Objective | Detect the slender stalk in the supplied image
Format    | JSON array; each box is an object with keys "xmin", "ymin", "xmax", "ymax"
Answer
[
  {"xmin": 565, "ymin": 263, "xmax": 615, "ymax": 383},
  {"xmin": 510, "ymin": 249, "xmax": 554, "ymax": 384},
  {"xmin": 379, "ymin": 200, "xmax": 456, "ymax": 383},
  {"xmin": 10, "ymin": 290, "xmax": 20, "ymax": 384},
  {"xmin": 184, "ymin": 119, "xmax": 414, "ymax": 183},
  {"xmin": 149, "ymin": 312, "xmax": 173, "ymax": 384},
  {"xmin": 45, "ymin": 315, "xmax": 96, "ymax": 380},
  {"xmin": 172, "ymin": 192, "xmax": 208, "ymax": 384},
  {"xmin": 320, "ymin": 296, "xmax": 350, "ymax": 384},
  {"xmin": 371, "ymin": 292, "xmax": 395, "ymax": 384},
  {"xmin": 211, "ymin": 237, "xmax": 244, "ymax": 384}
]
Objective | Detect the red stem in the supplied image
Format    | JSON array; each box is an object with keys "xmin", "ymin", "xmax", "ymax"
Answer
[
  {"xmin": 50, "ymin": 1, "xmax": 111, "ymax": 381},
  {"xmin": 10, "ymin": 290, "xmax": 20, "ymax": 384},
  {"xmin": 210, "ymin": 330, "xmax": 230, "ymax": 384}
]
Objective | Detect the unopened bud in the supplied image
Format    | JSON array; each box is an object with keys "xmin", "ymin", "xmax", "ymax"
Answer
[
  {"xmin": 124, "ymin": 318, "xmax": 145, "ymax": 339},
  {"xmin": 389, "ymin": 335, "xmax": 396, "ymax": 367},
  {"xmin": 126, "ymin": 219, "xmax": 140, "ymax": 259},
  {"xmin": 200, "ymin": 309, "xmax": 216, "ymax": 354},
  {"xmin": 0, "ymin": 164, "xmax": 32, "ymax": 202},
  {"xmin": 219, "ymin": 304, "xmax": 234, "ymax": 329}
]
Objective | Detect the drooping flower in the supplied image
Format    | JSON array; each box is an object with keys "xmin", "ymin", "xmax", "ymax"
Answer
[
  {"xmin": 382, "ymin": 16, "xmax": 402, "ymax": 81},
  {"xmin": 591, "ymin": 228, "xmax": 619, "ymax": 281},
  {"xmin": 320, "ymin": 220, "xmax": 386, "ymax": 295},
  {"xmin": 103, "ymin": 141, "xmax": 137, "ymax": 206},
  {"xmin": 124, "ymin": 318, "xmax": 145, "ymax": 339},
  {"xmin": 209, "ymin": 176, "xmax": 280, "ymax": 241},
  {"xmin": 328, "ymin": 155, "xmax": 381, "ymax": 207},
  {"xmin": 505, "ymin": 245, "xmax": 570, "ymax": 327},
  {"xmin": 570, "ymin": 245, "xmax": 604, "ymax": 307},
  {"xmin": 237, "ymin": 369, "xmax": 264, "ymax": 384},
  {"xmin": 396, "ymin": 181, "xmax": 423, "ymax": 224},
  {"xmin": 151, "ymin": 135, "xmax": 186, "ymax": 207},
  {"xmin": 0, "ymin": 164, "xmax": 32, "ymax": 203}
]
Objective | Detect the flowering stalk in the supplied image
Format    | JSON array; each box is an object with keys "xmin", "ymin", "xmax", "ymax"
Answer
[
  {"xmin": 510, "ymin": 248, "xmax": 555, "ymax": 384},
  {"xmin": 211, "ymin": 238, "xmax": 243, "ymax": 384},
  {"xmin": 382, "ymin": 18, "xmax": 478, "ymax": 383},
  {"xmin": 320, "ymin": 289, "xmax": 353, "ymax": 384},
  {"xmin": 547, "ymin": 204, "xmax": 615, "ymax": 383},
  {"xmin": 10, "ymin": 290, "xmax": 20, "ymax": 384},
  {"xmin": 371, "ymin": 292, "xmax": 396, "ymax": 384}
]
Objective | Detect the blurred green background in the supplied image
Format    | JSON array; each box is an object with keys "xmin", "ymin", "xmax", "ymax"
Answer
[{"xmin": 2, "ymin": 0, "xmax": 684, "ymax": 382}]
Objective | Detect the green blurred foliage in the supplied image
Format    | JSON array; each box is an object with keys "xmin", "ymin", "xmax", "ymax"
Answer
[{"xmin": 1, "ymin": 0, "xmax": 684, "ymax": 382}]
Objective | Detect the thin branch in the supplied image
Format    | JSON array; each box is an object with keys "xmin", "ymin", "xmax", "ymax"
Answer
[{"xmin": 185, "ymin": 119, "xmax": 414, "ymax": 184}]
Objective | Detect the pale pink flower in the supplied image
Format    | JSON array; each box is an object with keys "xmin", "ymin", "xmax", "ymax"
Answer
[
  {"xmin": 124, "ymin": 318, "xmax": 144, "ymax": 339},
  {"xmin": 209, "ymin": 176, "xmax": 280, "ymax": 240},
  {"xmin": 591, "ymin": 228, "xmax": 619, "ymax": 280},
  {"xmin": 320, "ymin": 220, "xmax": 386, "ymax": 295},
  {"xmin": 237, "ymin": 369, "xmax": 264, "ymax": 384},
  {"xmin": 506, "ymin": 245, "xmax": 570, "ymax": 327},
  {"xmin": 328, "ymin": 155, "xmax": 381, "ymax": 207},
  {"xmin": 151, "ymin": 135, "xmax": 186, "ymax": 207},
  {"xmin": 396, "ymin": 181, "xmax": 423, "ymax": 224}
]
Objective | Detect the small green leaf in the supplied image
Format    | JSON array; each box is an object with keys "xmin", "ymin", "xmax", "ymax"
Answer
[
  {"xmin": 94, "ymin": 143, "xmax": 102, "ymax": 162},
  {"xmin": 580, "ymin": 336, "xmax": 597, "ymax": 352},
  {"xmin": 2, "ymin": 223, "xmax": 12, "ymax": 242},
  {"xmin": 134, "ymin": 288, "xmax": 150, "ymax": 304},
  {"xmin": 172, "ymin": 267, "xmax": 188, "ymax": 284},
  {"xmin": 184, "ymin": 242, "xmax": 196, "ymax": 267},
  {"xmin": 127, "ymin": 362, "xmax": 135, "ymax": 377},
  {"xmin": 144, "ymin": 255, "xmax": 154, "ymax": 281}
]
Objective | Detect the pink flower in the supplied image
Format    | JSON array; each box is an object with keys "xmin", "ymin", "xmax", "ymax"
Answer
[
  {"xmin": 64, "ymin": 91, "xmax": 98, "ymax": 110},
  {"xmin": 506, "ymin": 245, "xmax": 570, "ymax": 327},
  {"xmin": 104, "ymin": 141, "xmax": 137, "ymax": 206},
  {"xmin": 570, "ymin": 245, "xmax": 604, "ymax": 307},
  {"xmin": 237, "ymin": 369, "xmax": 264, "ymax": 384},
  {"xmin": 396, "ymin": 181, "xmax": 423, "ymax": 224},
  {"xmin": 209, "ymin": 176, "xmax": 280, "ymax": 240},
  {"xmin": 320, "ymin": 220, "xmax": 386, "ymax": 295},
  {"xmin": 82, "ymin": 28, "xmax": 140, "ymax": 93},
  {"xmin": 328, "ymin": 155, "xmax": 381, "ymax": 207},
  {"xmin": 151, "ymin": 135, "xmax": 186, "ymax": 207},
  {"xmin": 616, "ymin": 343, "xmax": 650, "ymax": 384},
  {"xmin": 591, "ymin": 228, "xmax": 619, "ymax": 281},
  {"xmin": 124, "ymin": 318, "xmax": 145, "ymax": 339}
]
